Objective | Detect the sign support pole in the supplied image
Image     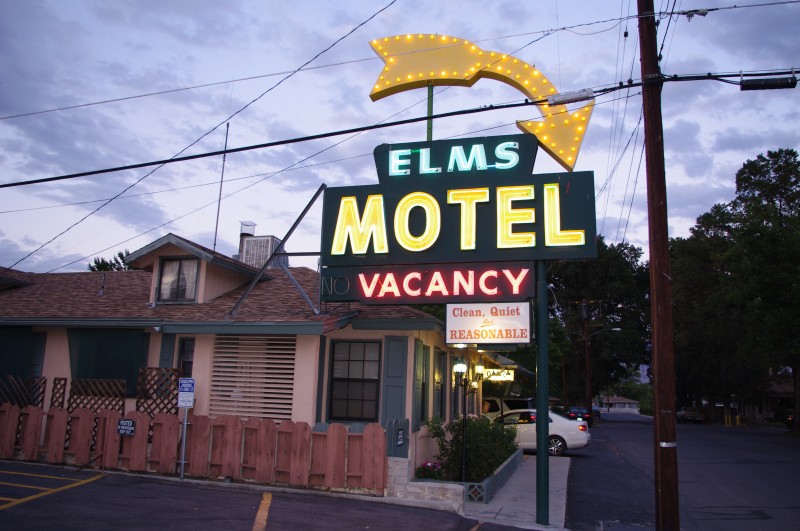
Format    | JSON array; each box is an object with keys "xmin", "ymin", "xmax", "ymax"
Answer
[
  {"xmin": 535, "ymin": 260, "xmax": 549, "ymax": 525},
  {"xmin": 426, "ymin": 84, "xmax": 433, "ymax": 141},
  {"xmin": 180, "ymin": 409, "xmax": 188, "ymax": 480},
  {"xmin": 178, "ymin": 377, "xmax": 195, "ymax": 480}
]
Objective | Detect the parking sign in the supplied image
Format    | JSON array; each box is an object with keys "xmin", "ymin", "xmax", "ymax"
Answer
[{"xmin": 178, "ymin": 378, "xmax": 195, "ymax": 408}]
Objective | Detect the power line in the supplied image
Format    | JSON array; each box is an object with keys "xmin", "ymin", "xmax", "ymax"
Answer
[
  {"xmin": 0, "ymin": 99, "xmax": 542, "ymax": 190},
  {"xmin": 4, "ymin": 0, "xmax": 399, "ymax": 270},
  {"xmin": 4, "ymin": 67, "xmax": 793, "ymax": 192},
  {"xmin": 42, "ymin": 90, "xmax": 645, "ymax": 273},
  {"xmin": 6, "ymin": 1, "xmax": 794, "ymax": 122}
]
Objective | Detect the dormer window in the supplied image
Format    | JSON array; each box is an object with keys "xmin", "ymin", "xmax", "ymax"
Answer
[{"xmin": 158, "ymin": 258, "xmax": 198, "ymax": 303}]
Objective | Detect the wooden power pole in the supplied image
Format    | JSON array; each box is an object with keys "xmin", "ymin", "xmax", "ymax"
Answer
[{"xmin": 636, "ymin": 1, "xmax": 680, "ymax": 529}]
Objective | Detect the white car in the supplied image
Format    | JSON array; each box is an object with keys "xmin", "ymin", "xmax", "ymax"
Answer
[{"xmin": 495, "ymin": 408, "xmax": 590, "ymax": 456}]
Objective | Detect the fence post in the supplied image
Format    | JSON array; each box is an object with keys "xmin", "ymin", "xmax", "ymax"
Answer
[
  {"xmin": 67, "ymin": 408, "xmax": 95, "ymax": 466},
  {"xmin": 119, "ymin": 411, "xmax": 149, "ymax": 471},
  {"xmin": 20, "ymin": 405, "xmax": 43, "ymax": 461},
  {"xmin": 43, "ymin": 407, "xmax": 68, "ymax": 464},
  {"xmin": 0, "ymin": 403, "xmax": 21, "ymax": 458},
  {"xmin": 96, "ymin": 409, "xmax": 122, "ymax": 469},
  {"xmin": 325, "ymin": 423, "xmax": 347, "ymax": 489},
  {"xmin": 274, "ymin": 420, "xmax": 295, "ymax": 484},
  {"xmin": 362, "ymin": 423, "xmax": 387, "ymax": 493},
  {"xmin": 150, "ymin": 412, "xmax": 180, "ymax": 474},
  {"xmin": 289, "ymin": 422, "xmax": 311, "ymax": 487},
  {"xmin": 209, "ymin": 415, "xmax": 242, "ymax": 479},
  {"xmin": 186, "ymin": 414, "xmax": 211, "ymax": 477},
  {"xmin": 241, "ymin": 417, "xmax": 276, "ymax": 483}
]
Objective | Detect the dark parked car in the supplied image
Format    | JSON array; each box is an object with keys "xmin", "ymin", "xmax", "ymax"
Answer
[
  {"xmin": 677, "ymin": 407, "xmax": 704, "ymax": 423},
  {"xmin": 553, "ymin": 406, "xmax": 593, "ymax": 426}
]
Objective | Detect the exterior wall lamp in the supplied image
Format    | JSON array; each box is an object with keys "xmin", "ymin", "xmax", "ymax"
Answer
[{"xmin": 453, "ymin": 359, "xmax": 468, "ymax": 482}]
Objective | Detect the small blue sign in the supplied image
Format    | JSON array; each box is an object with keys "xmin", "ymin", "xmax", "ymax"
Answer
[{"xmin": 179, "ymin": 378, "xmax": 195, "ymax": 393}]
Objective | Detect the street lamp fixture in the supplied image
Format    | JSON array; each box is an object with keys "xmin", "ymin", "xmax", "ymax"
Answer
[
  {"xmin": 740, "ymin": 76, "xmax": 797, "ymax": 91},
  {"xmin": 453, "ymin": 359, "xmax": 468, "ymax": 483}
]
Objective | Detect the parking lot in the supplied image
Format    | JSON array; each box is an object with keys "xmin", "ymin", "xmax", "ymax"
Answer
[
  {"xmin": 0, "ymin": 460, "xmax": 475, "ymax": 531},
  {"xmin": 0, "ymin": 461, "xmax": 265, "ymax": 530},
  {"xmin": 0, "ymin": 462, "xmax": 104, "ymax": 511}
]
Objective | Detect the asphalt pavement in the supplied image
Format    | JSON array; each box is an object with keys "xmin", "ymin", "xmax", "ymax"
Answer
[
  {"xmin": 464, "ymin": 453, "xmax": 570, "ymax": 530},
  {"xmin": 1, "ymin": 449, "xmax": 571, "ymax": 530}
]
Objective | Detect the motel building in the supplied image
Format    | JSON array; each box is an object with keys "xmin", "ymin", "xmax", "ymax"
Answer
[
  {"xmin": 0, "ymin": 224, "xmax": 528, "ymax": 484},
  {"xmin": 1, "ymin": 131, "xmax": 594, "ymax": 497}
]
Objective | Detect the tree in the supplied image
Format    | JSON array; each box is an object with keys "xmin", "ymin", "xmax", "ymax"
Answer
[
  {"xmin": 87, "ymin": 250, "xmax": 139, "ymax": 271},
  {"xmin": 728, "ymin": 149, "xmax": 800, "ymax": 429},
  {"xmin": 670, "ymin": 205, "xmax": 755, "ymax": 409},
  {"xmin": 671, "ymin": 149, "xmax": 800, "ymax": 428},
  {"xmin": 548, "ymin": 237, "xmax": 651, "ymax": 406}
]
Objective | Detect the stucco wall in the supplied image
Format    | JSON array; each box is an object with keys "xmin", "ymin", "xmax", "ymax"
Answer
[
  {"xmin": 36, "ymin": 327, "xmax": 69, "ymax": 409},
  {"xmin": 292, "ymin": 335, "xmax": 320, "ymax": 423}
]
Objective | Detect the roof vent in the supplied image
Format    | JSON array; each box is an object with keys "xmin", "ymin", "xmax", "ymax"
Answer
[{"xmin": 240, "ymin": 235, "xmax": 288, "ymax": 269}]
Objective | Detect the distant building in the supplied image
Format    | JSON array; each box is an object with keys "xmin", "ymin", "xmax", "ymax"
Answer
[{"xmin": 602, "ymin": 395, "xmax": 640, "ymax": 413}]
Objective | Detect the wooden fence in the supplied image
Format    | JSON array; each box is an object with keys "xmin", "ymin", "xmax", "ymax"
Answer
[{"xmin": 0, "ymin": 403, "xmax": 387, "ymax": 495}]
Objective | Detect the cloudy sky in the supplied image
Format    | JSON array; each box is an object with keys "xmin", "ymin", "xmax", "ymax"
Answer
[{"xmin": 1, "ymin": 0, "xmax": 798, "ymax": 273}]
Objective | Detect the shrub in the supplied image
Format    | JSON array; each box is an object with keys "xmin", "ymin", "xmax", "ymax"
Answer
[
  {"xmin": 425, "ymin": 415, "xmax": 517, "ymax": 483},
  {"xmin": 414, "ymin": 460, "xmax": 443, "ymax": 480}
]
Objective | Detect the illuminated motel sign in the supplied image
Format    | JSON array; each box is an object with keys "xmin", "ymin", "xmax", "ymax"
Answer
[
  {"xmin": 320, "ymin": 134, "xmax": 597, "ymax": 304},
  {"xmin": 319, "ymin": 34, "xmax": 597, "ymax": 305}
]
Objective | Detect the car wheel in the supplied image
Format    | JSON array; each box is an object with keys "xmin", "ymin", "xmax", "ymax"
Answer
[{"xmin": 548, "ymin": 435, "xmax": 567, "ymax": 456}]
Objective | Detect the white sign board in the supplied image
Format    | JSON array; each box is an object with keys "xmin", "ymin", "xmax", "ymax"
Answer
[
  {"xmin": 178, "ymin": 377, "xmax": 195, "ymax": 408},
  {"xmin": 445, "ymin": 302, "xmax": 531, "ymax": 344},
  {"xmin": 483, "ymin": 368, "xmax": 515, "ymax": 381}
]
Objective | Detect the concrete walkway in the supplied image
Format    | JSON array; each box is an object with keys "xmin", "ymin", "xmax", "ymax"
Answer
[{"xmin": 464, "ymin": 454, "xmax": 570, "ymax": 530}]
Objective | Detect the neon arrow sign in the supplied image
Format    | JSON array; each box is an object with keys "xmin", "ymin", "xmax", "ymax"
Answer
[{"xmin": 369, "ymin": 34, "xmax": 595, "ymax": 171}]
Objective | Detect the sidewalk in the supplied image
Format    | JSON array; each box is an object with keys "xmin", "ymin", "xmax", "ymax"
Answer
[{"xmin": 464, "ymin": 454, "xmax": 570, "ymax": 530}]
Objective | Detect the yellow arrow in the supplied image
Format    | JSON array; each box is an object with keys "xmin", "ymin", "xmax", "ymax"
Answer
[{"xmin": 369, "ymin": 34, "xmax": 594, "ymax": 171}]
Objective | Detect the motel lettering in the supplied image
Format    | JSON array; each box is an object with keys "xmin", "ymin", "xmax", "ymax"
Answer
[{"xmin": 320, "ymin": 134, "xmax": 596, "ymax": 304}]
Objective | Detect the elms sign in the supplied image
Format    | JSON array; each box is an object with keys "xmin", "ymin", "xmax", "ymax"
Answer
[{"xmin": 320, "ymin": 134, "xmax": 596, "ymax": 304}]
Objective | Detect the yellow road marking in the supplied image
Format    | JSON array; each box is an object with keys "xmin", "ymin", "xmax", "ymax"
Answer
[
  {"xmin": 252, "ymin": 492, "xmax": 272, "ymax": 531},
  {"xmin": 0, "ymin": 474, "xmax": 104, "ymax": 511},
  {"xmin": 0, "ymin": 481, "xmax": 50, "ymax": 491},
  {"xmin": 0, "ymin": 470, "xmax": 79, "ymax": 481}
]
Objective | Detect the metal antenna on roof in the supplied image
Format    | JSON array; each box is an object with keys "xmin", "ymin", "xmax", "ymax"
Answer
[
  {"xmin": 212, "ymin": 123, "xmax": 230, "ymax": 251},
  {"xmin": 228, "ymin": 183, "xmax": 327, "ymax": 318}
]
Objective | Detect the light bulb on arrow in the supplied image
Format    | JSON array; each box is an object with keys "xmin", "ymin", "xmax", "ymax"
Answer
[{"xmin": 369, "ymin": 34, "xmax": 595, "ymax": 172}]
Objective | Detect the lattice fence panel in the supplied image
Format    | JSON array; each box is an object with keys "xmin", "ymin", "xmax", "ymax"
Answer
[
  {"xmin": 136, "ymin": 368, "xmax": 179, "ymax": 419},
  {"xmin": 50, "ymin": 378, "xmax": 67, "ymax": 409},
  {"xmin": 0, "ymin": 375, "xmax": 46, "ymax": 408},
  {"xmin": 65, "ymin": 379, "xmax": 125, "ymax": 450},
  {"xmin": 67, "ymin": 379, "xmax": 125, "ymax": 414}
]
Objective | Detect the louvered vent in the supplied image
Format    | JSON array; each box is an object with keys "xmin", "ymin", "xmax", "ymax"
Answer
[
  {"xmin": 209, "ymin": 335, "xmax": 296, "ymax": 419},
  {"xmin": 241, "ymin": 236, "xmax": 288, "ymax": 269}
]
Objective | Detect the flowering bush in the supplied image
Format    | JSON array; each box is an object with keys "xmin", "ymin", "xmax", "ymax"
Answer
[
  {"xmin": 425, "ymin": 416, "xmax": 517, "ymax": 483},
  {"xmin": 415, "ymin": 460, "xmax": 444, "ymax": 480}
]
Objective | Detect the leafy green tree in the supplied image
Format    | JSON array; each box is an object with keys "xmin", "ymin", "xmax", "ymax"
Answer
[
  {"xmin": 87, "ymin": 250, "xmax": 139, "ymax": 271},
  {"xmin": 728, "ymin": 149, "xmax": 800, "ymax": 428},
  {"xmin": 548, "ymin": 237, "xmax": 651, "ymax": 406},
  {"xmin": 671, "ymin": 149, "xmax": 800, "ymax": 428}
]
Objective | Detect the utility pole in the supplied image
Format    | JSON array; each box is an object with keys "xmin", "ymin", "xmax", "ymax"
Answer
[
  {"xmin": 636, "ymin": 2, "xmax": 680, "ymax": 530},
  {"xmin": 582, "ymin": 300, "xmax": 594, "ymax": 417}
]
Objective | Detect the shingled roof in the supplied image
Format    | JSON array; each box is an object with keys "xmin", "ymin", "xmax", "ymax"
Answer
[{"xmin": 0, "ymin": 264, "xmax": 442, "ymax": 335}]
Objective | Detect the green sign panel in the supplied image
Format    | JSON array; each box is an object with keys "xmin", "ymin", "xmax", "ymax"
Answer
[{"xmin": 320, "ymin": 134, "xmax": 596, "ymax": 303}]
